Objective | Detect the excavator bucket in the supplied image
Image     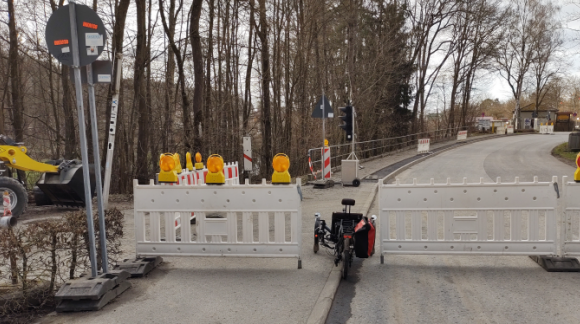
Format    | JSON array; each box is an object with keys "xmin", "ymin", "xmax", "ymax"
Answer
[{"xmin": 36, "ymin": 161, "xmax": 96, "ymax": 207}]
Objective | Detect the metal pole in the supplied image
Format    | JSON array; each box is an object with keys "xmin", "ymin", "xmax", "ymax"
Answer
[
  {"xmin": 322, "ymin": 93, "xmax": 325, "ymax": 181},
  {"xmin": 86, "ymin": 63, "xmax": 109, "ymax": 273},
  {"xmin": 69, "ymin": 1, "xmax": 98, "ymax": 278},
  {"xmin": 351, "ymin": 105, "xmax": 355, "ymax": 155},
  {"xmin": 102, "ymin": 53, "xmax": 123, "ymax": 209}
]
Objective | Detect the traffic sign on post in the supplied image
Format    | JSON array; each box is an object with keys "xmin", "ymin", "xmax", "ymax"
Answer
[
  {"xmin": 311, "ymin": 95, "xmax": 334, "ymax": 119},
  {"xmin": 69, "ymin": 60, "xmax": 112, "ymax": 84},
  {"xmin": 45, "ymin": 4, "xmax": 107, "ymax": 67}
]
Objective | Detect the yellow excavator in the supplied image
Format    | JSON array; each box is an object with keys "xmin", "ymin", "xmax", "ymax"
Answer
[{"xmin": 0, "ymin": 135, "xmax": 95, "ymax": 218}]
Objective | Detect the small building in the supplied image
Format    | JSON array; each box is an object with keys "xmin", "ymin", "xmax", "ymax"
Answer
[
  {"xmin": 516, "ymin": 103, "xmax": 558, "ymax": 130},
  {"xmin": 555, "ymin": 112, "xmax": 576, "ymax": 132}
]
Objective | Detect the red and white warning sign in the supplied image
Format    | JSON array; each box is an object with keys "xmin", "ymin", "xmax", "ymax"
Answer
[
  {"xmin": 457, "ymin": 130, "xmax": 467, "ymax": 141},
  {"xmin": 243, "ymin": 136, "xmax": 252, "ymax": 172},
  {"xmin": 322, "ymin": 147, "xmax": 332, "ymax": 179},
  {"xmin": 418, "ymin": 138, "xmax": 430, "ymax": 154}
]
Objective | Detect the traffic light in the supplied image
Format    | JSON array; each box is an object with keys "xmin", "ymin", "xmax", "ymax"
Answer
[{"xmin": 339, "ymin": 105, "xmax": 353, "ymax": 141}]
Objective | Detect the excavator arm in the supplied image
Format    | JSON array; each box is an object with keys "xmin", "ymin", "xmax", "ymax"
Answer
[{"xmin": 0, "ymin": 145, "xmax": 59, "ymax": 173}]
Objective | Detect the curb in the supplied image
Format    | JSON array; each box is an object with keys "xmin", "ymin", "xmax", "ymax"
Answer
[
  {"xmin": 305, "ymin": 183, "xmax": 378, "ymax": 324},
  {"xmin": 305, "ymin": 133, "xmax": 526, "ymax": 324}
]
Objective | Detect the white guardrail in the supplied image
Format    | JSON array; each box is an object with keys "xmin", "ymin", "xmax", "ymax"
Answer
[
  {"xmin": 378, "ymin": 176, "xmax": 560, "ymax": 262},
  {"xmin": 133, "ymin": 178, "xmax": 302, "ymax": 268}
]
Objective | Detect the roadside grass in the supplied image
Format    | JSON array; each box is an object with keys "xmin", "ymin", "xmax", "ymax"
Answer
[{"xmin": 552, "ymin": 142, "xmax": 578, "ymax": 167}]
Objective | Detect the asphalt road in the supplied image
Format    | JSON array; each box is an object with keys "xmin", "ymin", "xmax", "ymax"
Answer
[{"xmin": 327, "ymin": 133, "xmax": 580, "ymax": 324}]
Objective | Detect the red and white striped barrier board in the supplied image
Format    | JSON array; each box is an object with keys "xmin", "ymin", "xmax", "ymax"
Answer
[
  {"xmin": 308, "ymin": 156, "xmax": 316, "ymax": 179},
  {"xmin": 162, "ymin": 162, "xmax": 239, "ymax": 186},
  {"xmin": 457, "ymin": 130, "xmax": 467, "ymax": 141},
  {"xmin": 243, "ymin": 137, "xmax": 252, "ymax": 172},
  {"xmin": 322, "ymin": 147, "xmax": 331, "ymax": 179},
  {"xmin": 418, "ymin": 138, "xmax": 430, "ymax": 154}
]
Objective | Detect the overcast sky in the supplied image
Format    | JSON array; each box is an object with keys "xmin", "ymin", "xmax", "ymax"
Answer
[{"xmin": 479, "ymin": 0, "xmax": 580, "ymax": 102}]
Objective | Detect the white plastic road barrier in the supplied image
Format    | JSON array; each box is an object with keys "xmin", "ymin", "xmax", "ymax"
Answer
[
  {"xmin": 561, "ymin": 177, "xmax": 580, "ymax": 256},
  {"xmin": 418, "ymin": 138, "xmax": 430, "ymax": 154},
  {"xmin": 540, "ymin": 125, "xmax": 548, "ymax": 134},
  {"xmin": 133, "ymin": 178, "xmax": 302, "ymax": 266},
  {"xmin": 322, "ymin": 147, "xmax": 331, "ymax": 179},
  {"xmin": 548, "ymin": 125, "xmax": 554, "ymax": 134},
  {"xmin": 378, "ymin": 176, "xmax": 559, "ymax": 261},
  {"xmin": 496, "ymin": 126, "xmax": 506, "ymax": 134},
  {"xmin": 457, "ymin": 130, "xmax": 467, "ymax": 141},
  {"xmin": 507, "ymin": 125, "xmax": 514, "ymax": 134}
]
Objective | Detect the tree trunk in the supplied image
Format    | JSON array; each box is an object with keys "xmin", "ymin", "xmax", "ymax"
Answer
[
  {"xmin": 243, "ymin": 1, "xmax": 255, "ymax": 133},
  {"xmin": 163, "ymin": 0, "xmax": 177, "ymax": 152},
  {"xmin": 256, "ymin": 0, "xmax": 272, "ymax": 177},
  {"xmin": 8, "ymin": 0, "xmax": 23, "ymax": 142},
  {"xmin": 135, "ymin": 0, "xmax": 150, "ymax": 184}
]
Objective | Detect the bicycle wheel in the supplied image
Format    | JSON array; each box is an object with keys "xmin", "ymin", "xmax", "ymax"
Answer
[
  {"xmin": 313, "ymin": 220, "xmax": 320, "ymax": 253},
  {"xmin": 342, "ymin": 238, "xmax": 350, "ymax": 280}
]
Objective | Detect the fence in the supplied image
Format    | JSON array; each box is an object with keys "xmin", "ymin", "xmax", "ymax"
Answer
[
  {"xmin": 133, "ymin": 178, "xmax": 302, "ymax": 267},
  {"xmin": 308, "ymin": 127, "xmax": 466, "ymax": 177},
  {"xmin": 378, "ymin": 176, "xmax": 560, "ymax": 261}
]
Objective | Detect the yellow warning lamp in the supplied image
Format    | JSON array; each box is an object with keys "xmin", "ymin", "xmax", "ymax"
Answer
[
  {"xmin": 575, "ymin": 152, "xmax": 580, "ymax": 182},
  {"xmin": 272, "ymin": 153, "xmax": 291, "ymax": 184},
  {"xmin": 172, "ymin": 153, "xmax": 183, "ymax": 174},
  {"xmin": 324, "ymin": 139, "xmax": 329, "ymax": 147},
  {"xmin": 194, "ymin": 152, "xmax": 204, "ymax": 170},
  {"xmin": 186, "ymin": 152, "xmax": 194, "ymax": 171},
  {"xmin": 159, "ymin": 153, "xmax": 178, "ymax": 183},
  {"xmin": 206, "ymin": 154, "xmax": 225, "ymax": 185}
]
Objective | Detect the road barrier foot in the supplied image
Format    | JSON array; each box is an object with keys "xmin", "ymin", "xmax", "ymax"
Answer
[
  {"xmin": 529, "ymin": 256, "xmax": 580, "ymax": 272},
  {"xmin": 55, "ymin": 270, "xmax": 131, "ymax": 312},
  {"xmin": 313, "ymin": 179, "xmax": 334, "ymax": 189},
  {"xmin": 113, "ymin": 256, "xmax": 163, "ymax": 278}
]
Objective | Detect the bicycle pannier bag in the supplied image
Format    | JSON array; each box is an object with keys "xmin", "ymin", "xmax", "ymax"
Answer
[{"xmin": 354, "ymin": 217, "xmax": 375, "ymax": 258}]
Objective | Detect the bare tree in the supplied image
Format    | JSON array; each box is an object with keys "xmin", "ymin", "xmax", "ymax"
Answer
[
  {"xmin": 531, "ymin": 9, "xmax": 562, "ymax": 116},
  {"xmin": 407, "ymin": 0, "xmax": 459, "ymax": 133},
  {"xmin": 135, "ymin": 0, "xmax": 150, "ymax": 184},
  {"xmin": 496, "ymin": 0, "xmax": 558, "ymax": 129},
  {"xmin": 190, "ymin": 0, "xmax": 204, "ymax": 153}
]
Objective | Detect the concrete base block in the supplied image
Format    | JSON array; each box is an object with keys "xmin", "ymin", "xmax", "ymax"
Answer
[
  {"xmin": 113, "ymin": 256, "xmax": 163, "ymax": 278},
  {"xmin": 530, "ymin": 256, "xmax": 580, "ymax": 272},
  {"xmin": 55, "ymin": 270, "xmax": 131, "ymax": 312}
]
